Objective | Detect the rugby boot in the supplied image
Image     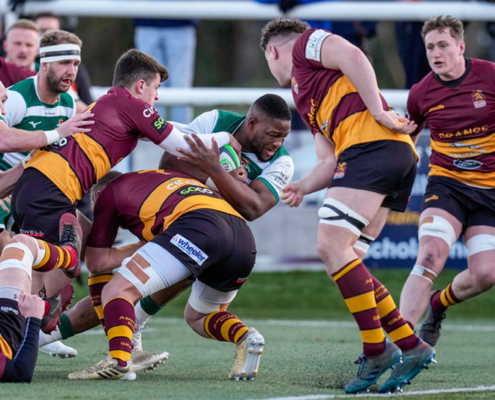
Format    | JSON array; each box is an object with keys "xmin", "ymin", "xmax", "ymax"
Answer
[
  {"xmin": 40, "ymin": 284, "xmax": 74, "ymax": 334},
  {"xmin": 419, "ymin": 290, "xmax": 447, "ymax": 346},
  {"xmin": 344, "ymin": 338, "xmax": 402, "ymax": 394},
  {"xmin": 59, "ymin": 212, "xmax": 83, "ymax": 279},
  {"xmin": 68, "ymin": 355, "xmax": 133, "ymax": 380},
  {"xmin": 131, "ymin": 348, "xmax": 169, "ymax": 373},
  {"xmin": 378, "ymin": 338, "xmax": 436, "ymax": 393},
  {"xmin": 39, "ymin": 341, "xmax": 78, "ymax": 358},
  {"xmin": 229, "ymin": 327, "xmax": 265, "ymax": 381}
]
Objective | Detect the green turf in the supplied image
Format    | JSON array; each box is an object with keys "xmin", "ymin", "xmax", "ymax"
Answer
[
  {"xmin": 73, "ymin": 268, "xmax": 495, "ymax": 321},
  {"xmin": 7, "ymin": 269, "xmax": 493, "ymax": 399}
]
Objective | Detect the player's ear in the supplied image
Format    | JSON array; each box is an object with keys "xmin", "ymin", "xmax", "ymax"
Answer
[
  {"xmin": 459, "ymin": 41, "xmax": 465, "ymax": 56},
  {"xmin": 268, "ymin": 45, "xmax": 279, "ymax": 60},
  {"xmin": 135, "ymin": 79, "xmax": 146, "ymax": 94}
]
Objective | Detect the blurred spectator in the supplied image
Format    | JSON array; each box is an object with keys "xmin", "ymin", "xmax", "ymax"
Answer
[
  {"xmin": 3, "ymin": 19, "xmax": 39, "ymax": 71},
  {"xmin": 133, "ymin": 0, "xmax": 198, "ymax": 123},
  {"xmin": 33, "ymin": 12, "xmax": 94, "ymax": 106}
]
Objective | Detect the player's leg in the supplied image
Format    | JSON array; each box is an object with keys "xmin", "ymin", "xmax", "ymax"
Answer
[
  {"xmin": 0, "ymin": 236, "xmax": 43, "ymax": 382},
  {"xmin": 400, "ymin": 208, "xmax": 461, "ymax": 327},
  {"xmin": 318, "ymin": 187, "xmax": 402, "ymax": 393},
  {"xmin": 184, "ymin": 281, "xmax": 264, "ymax": 381},
  {"xmin": 133, "ymin": 278, "xmax": 193, "ymax": 350},
  {"xmin": 68, "ymin": 241, "xmax": 192, "ymax": 380}
]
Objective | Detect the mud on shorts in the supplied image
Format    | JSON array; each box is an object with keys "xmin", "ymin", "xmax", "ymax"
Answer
[
  {"xmin": 329, "ymin": 140, "xmax": 417, "ymax": 212},
  {"xmin": 0, "ymin": 299, "xmax": 26, "ymax": 357},
  {"xmin": 152, "ymin": 209, "xmax": 257, "ymax": 292},
  {"xmin": 422, "ymin": 176, "xmax": 495, "ymax": 229},
  {"xmin": 11, "ymin": 168, "xmax": 77, "ymax": 243}
]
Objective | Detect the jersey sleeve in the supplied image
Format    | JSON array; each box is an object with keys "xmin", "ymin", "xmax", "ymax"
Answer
[
  {"xmin": 124, "ymin": 100, "xmax": 174, "ymax": 145},
  {"xmin": 184, "ymin": 110, "xmax": 219, "ymax": 134},
  {"xmin": 3, "ymin": 90, "xmax": 27, "ymax": 127},
  {"xmin": 406, "ymin": 84, "xmax": 426, "ymax": 137},
  {"xmin": 255, "ymin": 155, "xmax": 294, "ymax": 203},
  {"xmin": 86, "ymin": 184, "xmax": 120, "ymax": 248},
  {"xmin": 294, "ymin": 29, "xmax": 333, "ymax": 70}
]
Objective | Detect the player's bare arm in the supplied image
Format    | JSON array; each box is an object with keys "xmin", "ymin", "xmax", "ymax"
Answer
[
  {"xmin": 85, "ymin": 243, "xmax": 145, "ymax": 275},
  {"xmin": 282, "ymin": 133, "xmax": 336, "ymax": 207},
  {"xmin": 178, "ymin": 134, "xmax": 277, "ymax": 220},
  {"xmin": 0, "ymin": 161, "xmax": 23, "ymax": 198},
  {"xmin": 320, "ymin": 35, "xmax": 416, "ymax": 135}
]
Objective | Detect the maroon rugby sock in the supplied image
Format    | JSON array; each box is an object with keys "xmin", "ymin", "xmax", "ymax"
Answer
[
  {"xmin": 104, "ymin": 297, "xmax": 135, "ymax": 367},
  {"xmin": 88, "ymin": 274, "xmax": 114, "ymax": 330}
]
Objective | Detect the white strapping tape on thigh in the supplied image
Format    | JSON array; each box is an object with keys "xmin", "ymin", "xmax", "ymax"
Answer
[
  {"xmin": 465, "ymin": 234, "xmax": 495, "ymax": 256},
  {"xmin": 318, "ymin": 198, "xmax": 369, "ymax": 237},
  {"xmin": 418, "ymin": 216, "xmax": 457, "ymax": 248},
  {"xmin": 188, "ymin": 280, "xmax": 238, "ymax": 314},
  {"xmin": 410, "ymin": 264, "xmax": 437, "ymax": 283},
  {"xmin": 0, "ymin": 242, "xmax": 34, "ymax": 280},
  {"xmin": 354, "ymin": 233, "xmax": 375, "ymax": 254}
]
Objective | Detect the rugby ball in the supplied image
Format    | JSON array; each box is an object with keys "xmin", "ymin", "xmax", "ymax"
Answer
[
  {"xmin": 206, "ymin": 145, "xmax": 241, "ymax": 191},
  {"xmin": 219, "ymin": 144, "xmax": 241, "ymax": 172}
]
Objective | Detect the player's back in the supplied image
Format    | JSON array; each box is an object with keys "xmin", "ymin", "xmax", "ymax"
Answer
[
  {"xmin": 26, "ymin": 86, "xmax": 172, "ymax": 203},
  {"xmin": 89, "ymin": 170, "xmax": 243, "ymax": 247}
]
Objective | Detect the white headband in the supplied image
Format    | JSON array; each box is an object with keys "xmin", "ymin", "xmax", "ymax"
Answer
[{"xmin": 39, "ymin": 43, "xmax": 81, "ymax": 63}]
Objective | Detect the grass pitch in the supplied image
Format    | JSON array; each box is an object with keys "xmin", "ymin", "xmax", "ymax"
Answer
[{"xmin": 2, "ymin": 270, "xmax": 495, "ymax": 399}]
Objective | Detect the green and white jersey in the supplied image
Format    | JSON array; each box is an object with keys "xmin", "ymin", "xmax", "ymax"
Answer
[
  {"xmin": 180, "ymin": 109, "xmax": 294, "ymax": 202},
  {"xmin": 0, "ymin": 75, "xmax": 76, "ymax": 170}
]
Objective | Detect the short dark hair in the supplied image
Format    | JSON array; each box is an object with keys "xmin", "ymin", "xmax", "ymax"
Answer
[
  {"xmin": 260, "ymin": 18, "xmax": 309, "ymax": 51},
  {"xmin": 113, "ymin": 49, "xmax": 169, "ymax": 88},
  {"xmin": 39, "ymin": 29, "xmax": 82, "ymax": 48},
  {"xmin": 7, "ymin": 19, "xmax": 38, "ymax": 35},
  {"xmin": 91, "ymin": 170, "xmax": 123, "ymax": 205},
  {"xmin": 421, "ymin": 15, "xmax": 464, "ymax": 42},
  {"xmin": 33, "ymin": 12, "xmax": 60, "ymax": 21},
  {"xmin": 252, "ymin": 94, "xmax": 291, "ymax": 122}
]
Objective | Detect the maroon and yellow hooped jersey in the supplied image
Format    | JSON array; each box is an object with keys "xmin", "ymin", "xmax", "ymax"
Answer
[
  {"xmin": 407, "ymin": 59, "xmax": 495, "ymax": 188},
  {"xmin": 291, "ymin": 29, "xmax": 416, "ymax": 158},
  {"xmin": 86, "ymin": 170, "xmax": 243, "ymax": 248},
  {"xmin": 25, "ymin": 87, "xmax": 174, "ymax": 203}
]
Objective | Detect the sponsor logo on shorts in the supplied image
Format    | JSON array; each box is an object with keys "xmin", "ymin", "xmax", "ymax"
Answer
[
  {"xmin": 453, "ymin": 159, "xmax": 483, "ymax": 170},
  {"xmin": 0, "ymin": 306, "xmax": 18, "ymax": 315},
  {"xmin": 425, "ymin": 195, "xmax": 439, "ymax": 202},
  {"xmin": 236, "ymin": 277, "xmax": 247, "ymax": 284},
  {"xmin": 333, "ymin": 162, "xmax": 347, "ymax": 179},
  {"xmin": 151, "ymin": 116, "xmax": 168, "ymax": 134},
  {"xmin": 170, "ymin": 234, "xmax": 208, "ymax": 265},
  {"xmin": 20, "ymin": 229, "xmax": 44, "ymax": 238},
  {"xmin": 472, "ymin": 90, "xmax": 486, "ymax": 108}
]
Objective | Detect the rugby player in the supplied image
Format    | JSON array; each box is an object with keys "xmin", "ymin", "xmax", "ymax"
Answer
[
  {"xmin": 3, "ymin": 19, "xmax": 39, "ymax": 71},
  {"xmin": 260, "ymin": 18, "xmax": 434, "ymax": 394},
  {"xmin": 399, "ymin": 16, "xmax": 495, "ymax": 347},
  {"xmin": 39, "ymin": 94, "xmax": 293, "ymax": 372},
  {"xmin": 68, "ymin": 160, "xmax": 264, "ymax": 380},
  {"xmin": 0, "ymin": 212, "xmax": 82, "ymax": 382}
]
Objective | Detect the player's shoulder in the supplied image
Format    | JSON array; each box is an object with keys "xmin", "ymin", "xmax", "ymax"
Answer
[
  {"xmin": 294, "ymin": 28, "xmax": 332, "ymax": 62},
  {"xmin": 8, "ymin": 76, "xmax": 36, "ymax": 103},
  {"xmin": 409, "ymin": 72, "xmax": 436, "ymax": 100}
]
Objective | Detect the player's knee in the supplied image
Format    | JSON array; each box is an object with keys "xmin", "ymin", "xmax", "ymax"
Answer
[
  {"xmin": 318, "ymin": 198, "xmax": 369, "ymax": 238},
  {"xmin": 11, "ymin": 234, "xmax": 38, "ymax": 254},
  {"xmin": 419, "ymin": 216, "xmax": 457, "ymax": 250}
]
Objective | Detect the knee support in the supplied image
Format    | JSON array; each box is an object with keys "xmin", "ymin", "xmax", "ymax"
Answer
[
  {"xmin": 418, "ymin": 215, "xmax": 457, "ymax": 248},
  {"xmin": 318, "ymin": 198, "xmax": 369, "ymax": 236},
  {"xmin": 0, "ymin": 242, "xmax": 34, "ymax": 280},
  {"xmin": 410, "ymin": 265, "xmax": 437, "ymax": 283},
  {"xmin": 354, "ymin": 233, "xmax": 375, "ymax": 254},
  {"xmin": 465, "ymin": 234, "xmax": 495, "ymax": 256}
]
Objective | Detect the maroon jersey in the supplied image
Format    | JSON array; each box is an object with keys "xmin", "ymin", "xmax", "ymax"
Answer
[
  {"xmin": 408, "ymin": 59, "xmax": 495, "ymax": 188},
  {"xmin": 87, "ymin": 170, "xmax": 242, "ymax": 248},
  {"xmin": 26, "ymin": 86, "xmax": 174, "ymax": 203},
  {"xmin": 0, "ymin": 57, "xmax": 36, "ymax": 88},
  {"xmin": 291, "ymin": 29, "xmax": 415, "ymax": 158}
]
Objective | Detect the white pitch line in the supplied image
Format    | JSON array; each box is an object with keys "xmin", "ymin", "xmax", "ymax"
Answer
[{"xmin": 260, "ymin": 385, "xmax": 495, "ymax": 400}]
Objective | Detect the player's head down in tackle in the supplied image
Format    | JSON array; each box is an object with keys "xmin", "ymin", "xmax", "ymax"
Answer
[
  {"xmin": 90, "ymin": 170, "xmax": 123, "ymax": 206},
  {"xmin": 113, "ymin": 49, "xmax": 169, "ymax": 107},
  {"xmin": 39, "ymin": 29, "xmax": 83, "ymax": 95},
  {"xmin": 260, "ymin": 18, "xmax": 309, "ymax": 88},
  {"xmin": 244, "ymin": 94, "xmax": 291, "ymax": 161}
]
